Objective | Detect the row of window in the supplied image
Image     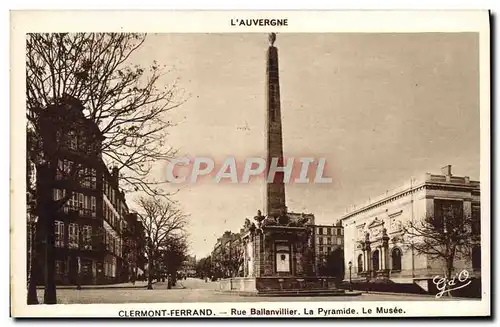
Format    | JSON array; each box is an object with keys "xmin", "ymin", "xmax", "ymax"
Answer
[
  {"xmin": 56, "ymin": 160, "xmax": 97, "ymax": 189},
  {"xmin": 104, "ymin": 258, "xmax": 117, "ymax": 278},
  {"xmin": 54, "ymin": 221, "xmax": 92, "ymax": 249},
  {"xmin": 317, "ymin": 237, "xmax": 343, "ymax": 246},
  {"xmin": 103, "ymin": 199, "xmax": 125, "ymax": 233},
  {"xmin": 55, "ymin": 259, "xmax": 93, "ymax": 276},
  {"xmin": 317, "ymin": 227, "xmax": 343, "ymax": 236},
  {"xmin": 103, "ymin": 229, "xmax": 123, "ymax": 258},
  {"xmin": 103, "ymin": 179, "xmax": 128, "ymax": 219},
  {"xmin": 62, "ymin": 130, "xmax": 100, "ymax": 155},
  {"xmin": 53, "ymin": 189, "xmax": 97, "ymax": 217},
  {"xmin": 318, "ymin": 247, "xmax": 334, "ymax": 254}
]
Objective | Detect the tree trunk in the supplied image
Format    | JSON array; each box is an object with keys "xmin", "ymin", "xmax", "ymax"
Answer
[
  {"xmin": 147, "ymin": 255, "xmax": 153, "ymax": 289},
  {"xmin": 42, "ymin": 205, "xmax": 57, "ymax": 304},
  {"xmin": 446, "ymin": 260, "xmax": 454, "ymax": 298},
  {"xmin": 38, "ymin": 165, "xmax": 57, "ymax": 304},
  {"xmin": 27, "ymin": 221, "xmax": 40, "ymax": 304}
]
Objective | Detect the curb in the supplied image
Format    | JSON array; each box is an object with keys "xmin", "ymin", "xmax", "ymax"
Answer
[
  {"xmin": 36, "ymin": 282, "xmax": 157, "ymax": 290},
  {"xmin": 216, "ymin": 290, "xmax": 363, "ymax": 297}
]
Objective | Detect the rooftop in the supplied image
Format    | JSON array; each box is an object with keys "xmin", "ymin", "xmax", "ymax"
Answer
[{"xmin": 340, "ymin": 165, "xmax": 479, "ymax": 220}]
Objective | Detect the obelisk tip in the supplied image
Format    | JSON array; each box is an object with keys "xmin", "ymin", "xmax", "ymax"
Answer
[{"xmin": 268, "ymin": 33, "xmax": 276, "ymax": 46}]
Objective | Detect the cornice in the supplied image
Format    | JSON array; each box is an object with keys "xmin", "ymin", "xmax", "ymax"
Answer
[{"xmin": 341, "ymin": 181, "xmax": 480, "ymax": 221}]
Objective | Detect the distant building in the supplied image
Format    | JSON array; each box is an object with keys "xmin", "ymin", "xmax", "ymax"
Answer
[
  {"xmin": 180, "ymin": 255, "xmax": 197, "ymax": 277},
  {"xmin": 312, "ymin": 222, "xmax": 344, "ymax": 273},
  {"xmin": 122, "ymin": 212, "xmax": 146, "ymax": 282},
  {"xmin": 211, "ymin": 231, "xmax": 243, "ymax": 278},
  {"xmin": 32, "ymin": 96, "xmax": 143, "ymax": 285},
  {"xmin": 340, "ymin": 165, "xmax": 480, "ymax": 291}
]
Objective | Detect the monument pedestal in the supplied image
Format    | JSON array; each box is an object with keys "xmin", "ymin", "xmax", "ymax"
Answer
[
  {"xmin": 218, "ymin": 212, "xmax": 350, "ymax": 296},
  {"xmin": 218, "ymin": 276, "xmax": 348, "ymax": 296}
]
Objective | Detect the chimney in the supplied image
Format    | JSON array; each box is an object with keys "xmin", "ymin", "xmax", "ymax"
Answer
[{"xmin": 441, "ymin": 165, "xmax": 452, "ymax": 177}]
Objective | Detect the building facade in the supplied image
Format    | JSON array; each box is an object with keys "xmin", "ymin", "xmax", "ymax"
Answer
[
  {"xmin": 33, "ymin": 96, "xmax": 144, "ymax": 285},
  {"xmin": 211, "ymin": 231, "xmax": 243, "ymax": 278},
  {"xmin": 312, "ymin": 223, "xmax": 344, "ymax": 273},
  {"xmin": 180, "ymin": 255, "xmax": 197, "ymax": 277},
  {"xmin": 340, "ymin": 165, "xmax": 480, "ymax": 290}
]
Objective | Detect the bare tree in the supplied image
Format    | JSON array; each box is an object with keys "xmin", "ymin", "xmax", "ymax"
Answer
[
  {"xmin": 403, "ymin": 201, "xmax": 479, "ymax": 297},
  {"xmin": 136, "ymin": 196, "xmax": 188, "ymax": 289},
  {"xmin": 26, "ymin": 33, "xmax": 186, "ymax": 304},
  {"xmin": 159, "ymin": 234, "xmax": 189, "ymax": 285}
]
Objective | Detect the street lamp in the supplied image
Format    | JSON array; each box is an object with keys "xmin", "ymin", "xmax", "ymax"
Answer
[{"xmin": 348, "ymin": 261, "xmax": 352, "ymax": 292}]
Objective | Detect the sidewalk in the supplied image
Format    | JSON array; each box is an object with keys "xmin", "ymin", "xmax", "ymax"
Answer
[
  {"xmin": 362, "ymin": 290, "xmax": 478, "ymax": 299},
  {"xmin": 37, "ymin": 281, "xmax": 156, "ymax": 290}
]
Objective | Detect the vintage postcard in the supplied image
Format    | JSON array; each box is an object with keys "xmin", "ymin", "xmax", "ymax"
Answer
[{"xmin": 10, "ymin": 10, "xmax": 490, "ymax": 318}]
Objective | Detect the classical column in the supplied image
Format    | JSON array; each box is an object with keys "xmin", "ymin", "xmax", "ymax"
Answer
[
  {"xmin": 243, "ymin": 239, "xmax": 248, "ymax": 277},
  {"xmin": 382, "ymin": 246, "xmax": 387, "ymax": 270},
  {"xmin": 380, "ymin": 246, "xmax": 385, "ymax": 270},
  {"xmin": 378, "ymin": 247, "xmax": 382, "ymax": 271},
  {"xmin": 366, "ymin": 248, "xmax": 371, "ymax": 274},
  {"xmin": 363, "ymin": 250, "xmax": 370, "ymax": 271},
  {"xmin": 382, "ymin": 228, "xmax": 390, "ymax": 271}
]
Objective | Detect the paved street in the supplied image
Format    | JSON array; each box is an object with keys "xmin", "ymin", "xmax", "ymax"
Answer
[{"xmin": 34, "ymin": 278, "xmax": 477, "ymax": 304}]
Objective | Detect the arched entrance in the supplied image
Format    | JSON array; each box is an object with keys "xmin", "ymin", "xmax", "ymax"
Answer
[
  {"xmin": 357, "ymin": 254, "xmax": 363, "ymax": 273},
  {"xmin": 391, "ymin": 248, "xmax": 402, "ymax": 271},
  {"xmin": 372, "ymin": 249, "xmax": 380, "ymax": 272}
]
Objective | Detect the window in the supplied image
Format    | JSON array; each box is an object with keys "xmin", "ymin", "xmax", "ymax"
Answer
[
  {"xmin": 56, "ymin": 160, "xmax": 63, "ymax": 180},
  {"xmin": 69, "ymin": 192, "xmax": 78, "ymax": 209},
  {"xmin": 58, "ymin": 159, "xmax": 72, "ymax": 179},
  {"xmin": 91, "ymin": 196, "xmax": 96, "ymax": 217},
  {"xmin": 327, "ymin": 229, "xmax": 331, "ymax": 235},
  {"xmin": 112, "ymin": 257, "xmax": 117, "ymax": 277},
  {"xmin": 318, "ymin": 227, "xmax": 323, "ymax": 235},
  {"xmin": 337, "ymin": 238, "xmax": 342, "ymax": 245},
  {"xmin": 78, "ymin": 193, "xmax": 84, "ymax": 208},
  {"xmin": 84, "ymin": 195, "xmax": 90, "ymax": 210},
  {"xmin": 53, "ymin": 188, "xmax": 64, "ymax": 201},
  {"xmin": 81, "ymin": 260, "xmax": 92, "ymax": 275},
  {"xmin": 337, "ymin": 229, "xmax": 342, "ymax": 236},
  {"xmin": 433, "ymin": 199, "xmax": 464, "ymax": 232},
  {"xmin": 68, "ymin": 223, "xmax": 79, "ymax": 248},
  {"xmin": 319, "ymin": 237, "xmax": 323, "ymax": 245},
  {"xmin": 327, "ymin": 247, "xmax": 331, "ymax": 253},
  {"xmin": 68, "ymin": 130, "xmax": 78, "ymax": 150},
  {"xmin": 326, "ymin": 238, "xmax": 331, "ymax": 245},
  {"xmin": 82, "ymin": 225, "xmax": 92, "ymax": 250},
  {"xmin": 90, "ymin": 169, "xmax": 97, "ymax": 189},
  {"xmin": 55, "ymin": 221, "xmax": 64, "ymax": 247},
  {"xmin": 357, "ymin": 254, "xmax": 363, "ymax": 272},
  {"xmin": 391, "ymin": 248, "xmax": 402, "ymax": 271},
  {"xmin": 55, "ymin": 260, "xmax": 65, "ymax": 275}
]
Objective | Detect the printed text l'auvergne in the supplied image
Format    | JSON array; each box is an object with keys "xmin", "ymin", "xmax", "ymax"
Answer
[{"xmin": 231, "ymin": 19, "xmax": 288, "ymax": 27}]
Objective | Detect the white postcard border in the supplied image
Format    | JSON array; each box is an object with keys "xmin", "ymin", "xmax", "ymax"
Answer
[{"xmin": 10, "ymin": 10, "xmax": 491, "ymax": 318}]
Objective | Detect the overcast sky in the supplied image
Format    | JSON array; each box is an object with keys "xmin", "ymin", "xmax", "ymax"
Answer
[{"xmin": 128, "ymin": 33, "xmax": 479, "ymax": 259}]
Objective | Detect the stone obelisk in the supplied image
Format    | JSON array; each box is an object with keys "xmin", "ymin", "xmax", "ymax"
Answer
[{"xmin": 265, "ymin": 33, "xmax": 287, "ymax": 218}]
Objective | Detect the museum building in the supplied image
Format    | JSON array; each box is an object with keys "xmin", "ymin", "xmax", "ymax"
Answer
[{"xmin": 340, "ymin": 165, "xmax": 481, "ymax": 291}]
